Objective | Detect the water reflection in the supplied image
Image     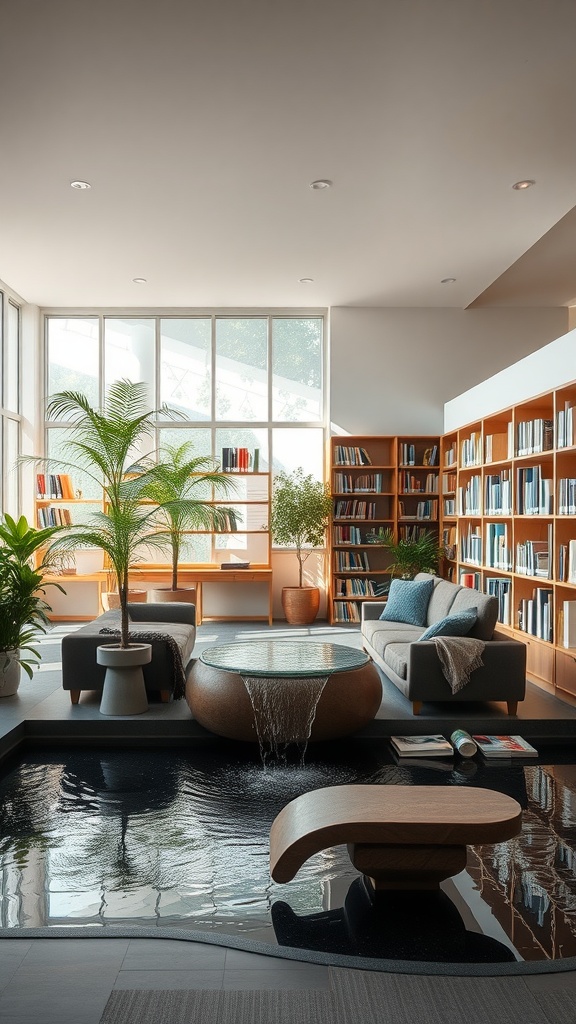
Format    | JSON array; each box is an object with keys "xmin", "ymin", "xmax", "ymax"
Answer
[{"xmin": 0, "ymin": 743, "xmax": 576, "ymax": 962}]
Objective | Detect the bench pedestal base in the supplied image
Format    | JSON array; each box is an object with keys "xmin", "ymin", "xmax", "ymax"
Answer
[{"xmin": 349, "ymin": 842, "xmax": 468, "ymax": 890}]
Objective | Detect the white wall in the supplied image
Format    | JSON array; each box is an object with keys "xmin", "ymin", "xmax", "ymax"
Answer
[
  {"xmin": 444, "ymin": 327, "xmax": 576, "ymax": 431},
  {"xmin": 330, "ymin": 307, "xmax": 568, "ymax": 435}
]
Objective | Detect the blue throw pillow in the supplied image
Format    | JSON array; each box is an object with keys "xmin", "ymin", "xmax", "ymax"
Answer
[
  {"xmin": 379, "ymin": 578, "xmax": 434, "ymax": 627},
  {"xmin": 419, "ymin": 608, "xmax": 477, "ymax": 640}
]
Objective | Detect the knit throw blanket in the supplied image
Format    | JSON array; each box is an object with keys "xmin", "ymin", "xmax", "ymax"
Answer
[
  {"xmin": 99, "ymin": 628, "xmax": 186, "ymax": 699},
  {"xmin": 432, "ymin": 635, "xmax": 485, "ymax": 694}
]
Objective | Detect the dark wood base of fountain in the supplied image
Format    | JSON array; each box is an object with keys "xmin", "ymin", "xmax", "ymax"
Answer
[{"xmin": 185, "ymin": 660, "xmax": 383, "ymax": 742}]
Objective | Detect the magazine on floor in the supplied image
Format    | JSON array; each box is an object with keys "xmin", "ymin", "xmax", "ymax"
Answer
[
  {"xmin": 472, "ymin": 734, "xmax": 538, "ymax": 758},
  {"xmin": 389, "ymin": 734, "xmax": 453, "ymax": 757}
]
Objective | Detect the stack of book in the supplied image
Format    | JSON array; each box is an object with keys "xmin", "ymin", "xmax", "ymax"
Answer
[
  {"xmin": 389, "ymin": 735, "xmax": 453, "ymax": 758},
  {"xmin": 472, "ymin": 735, "xmax": 538, "ymax": 758}
]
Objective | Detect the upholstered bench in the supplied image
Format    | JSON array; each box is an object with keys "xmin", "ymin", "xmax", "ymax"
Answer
[
  {"xmin": 270, "ymin": 784, "xmax": 522, "ymax": 891},
  {"xmin": 61, "ymin": 602, "xmax": 196, "ymax": 704}
]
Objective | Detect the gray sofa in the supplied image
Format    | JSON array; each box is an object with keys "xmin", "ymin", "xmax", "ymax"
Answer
[
  {"xmin": 61, "ymin": 602, "xmax": 196, "ymax": 704},
  {"xmin": 361, "ymin": 573, "xmax": 526, "ymax": 715}
]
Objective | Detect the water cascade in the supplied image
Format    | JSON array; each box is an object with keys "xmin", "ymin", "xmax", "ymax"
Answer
[{"xmin": 241, "ymin": 674, "xmax": 329, "ymax": 764}]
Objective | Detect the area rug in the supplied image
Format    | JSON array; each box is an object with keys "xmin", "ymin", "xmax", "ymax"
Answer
[{"xmin": 99, "ymin": 971, "xmax": 571, "ymax": 1024}]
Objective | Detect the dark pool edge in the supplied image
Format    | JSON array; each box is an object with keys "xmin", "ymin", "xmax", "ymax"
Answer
[{"xmin": 0, "ymin": 925, "xmax": 574, "ymax": 978}]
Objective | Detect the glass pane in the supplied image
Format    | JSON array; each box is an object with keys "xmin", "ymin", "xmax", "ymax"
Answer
[
  {"xmin": 47, "ymin": 427, "xmax": 102, "ymax": 500},
  {"xmin": 272, "ymin": 317, "xmax": 322, "ymax": 422},
  {"xmin": 272, "ymin": 428, "xmax": 325, "ymax": 479},
  {"xmin": 160, "ymin": 318, "xmax": 211, "ymax": 420},
  {"xmin": 104, "ymin": 319, "xmax": 155, "ymax": 407},
  {"xmin": 179, "ymin": 533, "xmax": 212, "ymax": 563},
  {"xmin": 214, "ymin": 533, "xmax": 269, "ymax": 562},
  {"xmin": 215, "ymin": 427, "xmax": 269, "ymax": 473},
  {"xmin": 213, "ymin": 503, "xmax": 269, "ymax": 532},
  {"xmin": 3, "ymin": 417, "xmax": 19, "ymax": 516},
  {"xmin": 47, "ymin": 317, "xmax": 99, "ymax": 409},
  {"xmin": 215, "ymin": 318, "xmax": 267, "ymax": 421},
  {"xmin": 5, "ymin": 298, "xmax": 19, "ymax": 413},
  {"xmin": 157, "ymin": 427, "xmax": 213, "ymax": 500}
]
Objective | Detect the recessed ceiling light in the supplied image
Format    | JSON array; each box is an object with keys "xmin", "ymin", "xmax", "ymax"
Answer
[
  {"xmin": 309, "ymin": 179, "xmax": 332, "ymax": 190},
  {"xmin": 512, "ymin": 179, "xmax": 536, "ymax": 190},
  {"xmin": 70, "ymin": 180, "xmax": 91, "ymax": 190},
  {"xmin": 299, "ymin": 277, "xmax": 314, "ymax": 284},
  {"xmin": 441, "ymin": 278, "xmax": 456, "ymax": 284},
  {"xmin": 132, "ymin": 277, "xmax": 147, "ymax": 284}
]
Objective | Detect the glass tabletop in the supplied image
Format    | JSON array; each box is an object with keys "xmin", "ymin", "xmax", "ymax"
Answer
[{"xmin": 199, "ymin": 640, "xmax": 370, "ymax": 677}]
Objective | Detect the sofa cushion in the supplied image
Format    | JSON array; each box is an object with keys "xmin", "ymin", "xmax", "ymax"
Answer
[
  {"xmin": 379, "ymin": 578, "xmax": 434, "ymax": 627},
  {"xmin": 419, "ymin": 607, "xmax": 477, "ymax": 640},
  {"xmin": 415, "ymin": 574, "xmax": 461, "ymax": 626},
  {"xmin": 450, "ymin": 588, "xmax": 498, "ymax": 641},
  {"xmin": 363, "ymin": 621, "xmax": 423, "ymax": 657},
  {"xmin": 383, "ymin": 642, "xmax": 410, "ymax": 680}
]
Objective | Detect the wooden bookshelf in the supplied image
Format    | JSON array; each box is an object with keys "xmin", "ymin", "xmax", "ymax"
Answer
[
  {"xmin": 439, "ymin": 378, "xmax": 576, "ymax": 702},
  {"xmin": 329, "ymin": 434, "xmax": 439, "ymax": 625}
]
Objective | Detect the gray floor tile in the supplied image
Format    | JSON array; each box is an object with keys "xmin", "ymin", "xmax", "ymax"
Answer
[
  {"xmin": 0, "ymin": 966, "xmax": 116, "ymax": 1021},
  {"xmin": 524, "ymin": 971, "xmax": 576, "ymax": 992},
  {"xmin": 222, "ymin": 965, "xmax": 331, "ymax": 989},
  {"xmin": 21, "ymin": 937, "xmax": 129, "ymax": 968},
  {"xmin": 114, "ymin": 969, "xmax": 224, "ymax": 989},
  {"xmin": 123, "ymin": 938, "xmax": 226, "ymax": 970}
]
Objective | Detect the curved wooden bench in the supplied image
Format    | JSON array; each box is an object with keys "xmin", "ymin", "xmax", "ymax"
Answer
[{"xmin": 270, "ymin": 785, "xmax": 522, "ymax": 891}]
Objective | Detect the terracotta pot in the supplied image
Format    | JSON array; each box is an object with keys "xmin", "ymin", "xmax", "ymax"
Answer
[
  {"xmin": 101, "ymin": 590, "xmax": 147, "ymax": 611},
  {"xmin": 281, "ymin": 586, "xmax": 320, "ymax": 625},
  {"xmin": 148, "ymin": 587, "xmax": 196, "ymax": 604},
  {"xmin": 0, "ymin": 649, "xmax": 21, "ymax": 697}
]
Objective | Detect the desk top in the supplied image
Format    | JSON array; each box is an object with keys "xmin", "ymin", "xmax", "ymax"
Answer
[{"xmin": 200, "ymin": 640, "xmax": 369, "ymax": 677}]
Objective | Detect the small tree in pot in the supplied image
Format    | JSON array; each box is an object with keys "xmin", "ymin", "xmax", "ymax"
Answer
[{"xmin": 270, "ymin": 468, "xmax": 332, "ymax": 624}]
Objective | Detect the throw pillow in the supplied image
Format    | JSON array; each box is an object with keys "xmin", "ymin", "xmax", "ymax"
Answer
[
  {"xmin": 378, "ymin": 577, "xmax": 434, "ymax": 627},
  {"xmin": 419, "ymin": 607, "xmax": 478, "ymax": 640}
]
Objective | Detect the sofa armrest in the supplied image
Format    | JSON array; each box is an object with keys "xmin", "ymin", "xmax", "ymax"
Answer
[
  {"xmin": 361, "ymin": 602, "xmax": 385, "ymax": 622},
  {"xmin": 406, "ymin": 635, "xmax": 527, "ymax": 698},
  {"xmin": 128, "ymin": 601, "xmax": 196, "ymax": 626}
]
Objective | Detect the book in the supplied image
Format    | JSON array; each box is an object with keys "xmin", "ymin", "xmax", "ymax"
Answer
[
  {"xmin": 563, "ymin": 600, "xmax": 576, "ymax": 649},
  {"xmin": 472, "ymin": 735, "xmax": 538, "ymax": 758},
  {"xmin": 389, "ymin": 734, "xmax": 453, "ymax": 757},
  {"xmin": 220, "ymin": 561, "xmax": 250, "ymax": 569}
]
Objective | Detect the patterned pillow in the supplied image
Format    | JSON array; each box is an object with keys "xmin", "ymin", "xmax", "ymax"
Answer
[
  {"xmin": 378, "ymin": 578, "xmax": 434, "ymax": 627},
  {"xmin": 419, "ymin": 607, "xmax": 477, "ymax": 640}
]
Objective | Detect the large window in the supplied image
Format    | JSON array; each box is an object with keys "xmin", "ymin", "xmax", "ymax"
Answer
[
  {"xmin": 1, "ymin": 294, "xmax": 21, "ymax": 516},
  {"xmin": 45, "ymin": 313, "xmax": 327, "ymax": 555}
]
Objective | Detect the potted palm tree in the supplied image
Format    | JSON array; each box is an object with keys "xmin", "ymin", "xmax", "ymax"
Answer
[
  {"xmin": 44, "ymin": 379, "xmax": 175, "ymax": 715},
  {"xmin": 141, "ymin": 439, "xmax": 239, "ymax": 602},
  {"xmin": 270, "ymin": 468, "xmax": 332, "ymax": 624},
  {"xmin": 0, "ymin": 514, "xmax": 65, "ymax": 696},
  {"xmin": 380, "ymin": 528, "xmax": 441, "ymax": 579}
]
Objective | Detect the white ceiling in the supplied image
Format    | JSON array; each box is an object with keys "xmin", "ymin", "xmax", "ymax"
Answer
[{"xmin": 1, "ymin": 0, "xmax": 576, "ymax": 310}]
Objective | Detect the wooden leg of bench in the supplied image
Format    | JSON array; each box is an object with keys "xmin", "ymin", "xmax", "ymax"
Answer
[
  {"xmin": 507, "ymin": 700, "xmax": 518, "ymax": 716},
  {"xmin": 70, "ymin": 690, "xmax": 81, "ymax": 705},
  {"xmin": 160, "ymin": 690, "xmax": 171, "ymax": 703},
  {"xmin": 412, "ymin": 700, "xmax": 422, "ymax": 716}
]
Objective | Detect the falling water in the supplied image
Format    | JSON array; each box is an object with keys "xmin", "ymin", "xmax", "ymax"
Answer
[{"xmin": 241, "ymin": 674, "xmax": 329, "ymax": 765}]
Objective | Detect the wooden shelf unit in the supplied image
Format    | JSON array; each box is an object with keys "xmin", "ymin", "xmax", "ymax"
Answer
[
  {"xmin": 329, "ymin": 434, "xmax": 440, "ymax": 624},
  {"xmin": 439, "ymin": 380, "xmax": 576, "ymax": 701}
]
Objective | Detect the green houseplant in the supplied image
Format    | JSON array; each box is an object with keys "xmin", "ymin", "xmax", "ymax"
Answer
[
  {"xmin": 0, "ymin": 514, "xmax": 65, "ymax": 694},
  {"xmin": 44, "ymin": 379, "xmax": 176, "ymax": 715},
  {"xmin": 380, "ymin": 527, "xmax": 441, "ymax": 580},
  {"xmin": 270, "ymin": 468, "xmax": 332, "ymax": 624},
  {"xmin": 141, "ymin": 439, "xmax": 239, "ymax": 601}
]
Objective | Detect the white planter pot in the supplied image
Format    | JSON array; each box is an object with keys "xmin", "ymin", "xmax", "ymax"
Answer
[
  {"xmin": 97, "ymin": 643, "xmax": 152, "ymax": 716},
  {"xmin": 0, "ymin": 650, "xmax": 21, "ymax": 697}
]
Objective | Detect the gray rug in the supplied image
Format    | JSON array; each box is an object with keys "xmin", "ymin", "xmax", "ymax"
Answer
[{"xmin": 99, "ymin": 972, "xmax": 574, "ymax": 1024}]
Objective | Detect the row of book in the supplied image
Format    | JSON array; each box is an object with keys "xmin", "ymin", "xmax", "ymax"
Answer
[
  {"xmin": 515, "ymin": 534, "xmax": 552, "ymax": 578},
  {"xmin": 333, "ymin": 500, "xmax": 377, "ymax": 520},
  {"xmin": 332, "ymin": 600, "xmax": 361, "ymax": 622},
  {"xmin": 516, "ymin": 417, "xmax": 554, "ymax": 456},
  {"xmin": 398, "ymin": 499, "xmax": 438, "ymax": 520},
  {"xmin": 484, "ymin": 471, "xmax": 512, "ymax": 515},
  {"xmin": 557, "ymin": 401, "xmax": 576, "ymax": 448},
  {"xmin": 399, "ymin": 525, "xmax": 432, "ymax": 542},
  {"xmin": 457, "ymin": 475, "xmax": 481, "ymax": 515},
  {"xmin": 37, "ymin": 506, "xmax": 72, "ymax": 527},
  {"xmin": 517, "ymin": 587, "xmax": 553, "ymax": 642},
  {"xmin": 558, "ymin": 477, "xmax": 576, "ymax": 515},
  {"xmin": 36, "ymin": 473, "xmax": 76, "ymax": 500},
  {"xmin": 558, "ymin": 541, "xmax": 576, "ymax": 583},
  {"xmin": 333, "ymin": 445, "xmax": 372, "ymax": 466},
  {"xmin": 399, "ymin": 443, "xmax": 438, "ymax": 467},
  {"xmin": 332, "ymin": 525, "xmax": 363, "ymax": 545},
  {"xmin": 400, "ymin": 472, "xmax": 438, "ymax": 493},
  {"xmin": 516, "ymin": 466, "xmax": 553, "ymax": 515},
  {"xmin": 442, "ymin": 472, "xmax": 457, "ymax": 492},
  {"xmin": 333, "ymin": 472, "xmax": 385, "ymax": 493},
  {"xmin": 334, "ymin": 551, "xmax": 371, "ymax": 571},
  {"xmin": 221, "ymin": 447, "xmax": 259, "ymax": 472},
  {"xmin": 390, "ymin": 733, "xmax": 537, "ymax": 760},
  {"xmin": 334, "ymin": 578, "xmax": 383, "ymax": 597},
  {"xmin": 485, "ymin": 576, "xmax": 512, "ymax": 625},
  {"xmin": 460, "ymin": 431, "xmax": 482, "ymax": 468}
]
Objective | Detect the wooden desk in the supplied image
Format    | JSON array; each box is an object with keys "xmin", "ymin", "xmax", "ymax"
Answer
[{"xmin": 130, "ymin": 567, "xmax": 273, "ymax": 625}]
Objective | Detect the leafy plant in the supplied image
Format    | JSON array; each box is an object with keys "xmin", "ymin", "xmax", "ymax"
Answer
[
  {"xmin": 380, "ymin": 528, "xmax": 441, "ymax": 579},
  {"xmin": 0, "ymin": 514, "xmax": 65, "ymax": 678},
  {"xmin": 270, "ymin": 468, "xmax": 332, "ymax": 587},
  {"xmin": 43, "ymin": 379, "xmax": 176, "ymax": 649},
  {"xmin": 141, "ymin": 440, "xmax": 239, "ymax": 591}
]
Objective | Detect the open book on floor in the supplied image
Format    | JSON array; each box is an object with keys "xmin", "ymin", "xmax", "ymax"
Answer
[
  {"xmin": 389, "ymin": 735, "xmax": 453, "ymax": 758},
  {"xmin": 472, "ymin": 735, "xmax": 538, "ymax": 758}
]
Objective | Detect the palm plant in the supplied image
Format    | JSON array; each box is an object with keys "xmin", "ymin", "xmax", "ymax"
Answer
[
  {"xmin": 141, "ymin": 440, "xmax": 239, "ymax": 592},
  {"xmin": 43, "ymin": 379, "xmax": 175, "ymax": 648},
  {"xmin": 0, "ymin": 514, "xmax": 65, "ymax": 679},
  {"xmin": 380, "ymin": 527, "xmax": 441, "ymax": 579}
]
